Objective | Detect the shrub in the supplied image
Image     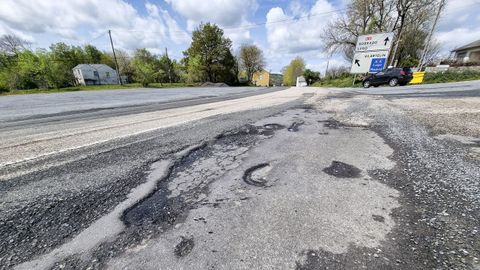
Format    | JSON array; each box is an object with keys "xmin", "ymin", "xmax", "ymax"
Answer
[{"xmin": 423, "ymin": 70, "xmax": 480, "ymax": 84}]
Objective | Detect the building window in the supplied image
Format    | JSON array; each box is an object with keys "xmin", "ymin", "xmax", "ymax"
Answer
[
  {"xmin": 93, "ymin": 71, "xmax": 99, "ymax": 77},
  {"xmin": 106, "ymin": 72, "xmax": 110, "ymax": 78}
]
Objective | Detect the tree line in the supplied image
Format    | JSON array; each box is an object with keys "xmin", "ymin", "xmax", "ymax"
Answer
[{"xmin": 0, "ymin": 23, "xmax": 267, "ymax": 91}]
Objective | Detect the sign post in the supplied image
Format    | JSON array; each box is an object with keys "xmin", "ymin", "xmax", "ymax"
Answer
[{"xmin": 350, "ymin": 32, "xmax": 394, "ymax": 74}]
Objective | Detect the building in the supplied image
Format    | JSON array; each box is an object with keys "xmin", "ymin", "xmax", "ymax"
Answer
[
  {"xmin": 296, "ymin": 76, "xmax": 307, "ymax": 87},
  {"xmin": 73, "ymin": 64, "xmax": 119, "ymax": 86},
  {"xmin": 252, "ymin": 70, "xmax": 270, "ymax": 87},
  {"xmin": 452, "ymin": 40, "xmax": 480, "ymax": 63}
]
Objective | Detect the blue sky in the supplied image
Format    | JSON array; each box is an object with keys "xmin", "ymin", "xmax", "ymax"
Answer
[{"xmin": 1, "ymin": 0, "xmax": 479, "ymax": 73}]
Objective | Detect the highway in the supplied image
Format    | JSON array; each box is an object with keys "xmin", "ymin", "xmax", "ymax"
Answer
[{"xmin": 1, "ymin": 82, "xmax": 480, "ymax": 270}]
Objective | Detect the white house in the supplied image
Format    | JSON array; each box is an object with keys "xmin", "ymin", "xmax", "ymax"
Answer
[
  {"xmin": 296, "ymin": 76, "xmax": 307, "ymax": 87},
  {"xmin": 73, "ymin": 64, "xmax": 119, "ymax": 86}
]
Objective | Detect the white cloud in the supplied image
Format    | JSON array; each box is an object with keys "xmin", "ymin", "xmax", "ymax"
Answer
[
  {"xmin": 265, "ymin": 0, "xmax": 336, "ymax": 54},
  {"xmin": 436, "ymin": 0, "xmax": 480, "ymax": 51},
  {"xmin": 165, "ymin": 0, "xmax": 258, "ymax": 45},
  {"xmin": 436, "ymin": 28, "xmax": 480, "ymax": 51},
  {"xmin": 0, "ymin": 0, "xmax": 189, "ymax": 52}
]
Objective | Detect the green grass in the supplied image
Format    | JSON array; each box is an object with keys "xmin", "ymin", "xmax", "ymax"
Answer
[
  {"xmin": 0, "ymin": 82, "xmax": 193, "ymax": 96},
  {"xmin": 309, "ymin": 70, "xmax": 480, "ymax": 88},
  {"xmin": 423, "ymin": 70, "xmax": 480, "ymax": 84},
  {"xmin": 311, "ymin": 76, "xmax": 361, "ymax": 88}
]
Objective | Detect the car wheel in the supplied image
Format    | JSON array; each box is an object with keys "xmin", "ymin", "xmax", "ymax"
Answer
[
  {"xmin": 363, "ymin": 81, "xmax": 371, "ymax": 88},
  {"xmin": 389, "ymin": 78, "xmax": 398, "ymax": 87}
]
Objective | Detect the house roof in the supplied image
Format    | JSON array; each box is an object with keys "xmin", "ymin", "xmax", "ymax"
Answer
[
  {"xmin": 452, "ymin": 40, "xmax": 480, "ymax": 52},
  {"xmin": 73, "ymin": 64, "xmax": 114, "ymax": 70}
]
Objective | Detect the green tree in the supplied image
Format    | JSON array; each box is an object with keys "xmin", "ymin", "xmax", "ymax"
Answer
[
  {"xmin": 131, "ymin": 48, "xmax": 159, "ymax": 87},
  {"xmin": 282, "ymin": 57, "xmax": 306, "ymax": 86},
  {"xmin": 303, "ymin": 69, "xmax": 320, "ymax": 85},
  {"xmin": 239, "ymin": 44, "xmax": 265, "ymax": 83},
  {"xmin": 158, "ymin": 52, "xmax": 177, "ymax": 83},
  {"xmin": 84, "ymin": 45, "xmax": 102, "ymax": 63},
  {"xmin": 183, "ymin": 23, "xmax": 236, "ymax": 84},
  {"xmin": 49, "ymin": 42, "xmax": 86, "ymax": 87}
]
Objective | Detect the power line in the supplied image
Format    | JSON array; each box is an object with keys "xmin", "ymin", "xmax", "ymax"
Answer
[
  {"xmin": 110, "ymin": 7, "xmax": 347, "ymax": 35},
  {"xmin": 83, "ymin": 31, "xmax": 108, "ymax": 45}
]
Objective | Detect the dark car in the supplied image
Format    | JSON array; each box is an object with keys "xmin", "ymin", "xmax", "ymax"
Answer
[{"xmin": 362, "ymin": 67, "xmax": 413, "ymax": 88}]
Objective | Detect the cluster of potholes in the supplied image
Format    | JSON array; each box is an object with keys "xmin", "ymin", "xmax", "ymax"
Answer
[{"xmin": 48, "ymin": 112, "xmax": 368, "ymax": 269}]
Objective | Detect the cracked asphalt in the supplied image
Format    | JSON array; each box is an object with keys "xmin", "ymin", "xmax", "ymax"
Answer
[{"xmin": 1, "ymin": 81, "xmax": 480, "ymax": 270}]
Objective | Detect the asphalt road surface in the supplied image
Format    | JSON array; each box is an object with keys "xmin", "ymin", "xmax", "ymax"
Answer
[{"xmin": 1, "ymin": 82, "xmax": 480, "ymax": 270}]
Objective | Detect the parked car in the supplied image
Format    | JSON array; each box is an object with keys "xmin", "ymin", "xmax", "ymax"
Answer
[{"xmin": 362, "ymin": 67, "xmax": 413, "ymax": 88}]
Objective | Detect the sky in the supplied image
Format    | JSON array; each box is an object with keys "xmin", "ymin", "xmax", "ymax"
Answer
[{"xmin": 0, "ymin": 0, "xmax": 479, "ymax": 73}]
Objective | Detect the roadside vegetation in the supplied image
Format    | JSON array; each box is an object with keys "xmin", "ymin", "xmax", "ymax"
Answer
[
  {"xmin": 423, "ymin": 70, "xmax": 480, "ymax": 84},
  {"xmin": 0, "ymin": 23, "xmax": 265, "ymax": 95},
  {"xmin": 0, "ymin": 0, "xmax": 478, "ymax": 94},
  {"xmin": 0, "ymin": 83, "xmax": 192, "ymax": 96}
]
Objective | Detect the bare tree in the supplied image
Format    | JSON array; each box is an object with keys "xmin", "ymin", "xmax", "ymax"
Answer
[
  {"xmin": 239, "ymin": 44, "xmax": 265, "ymax": 83},
  {"xmin": 323, "ymin": 0, "xmax": 391, "ymax": 61},
  {"xmin": 323, "ymin": 0, "xmax": 441, "ymax": 66},
  {"xmin": 0, "ymin": 34, "xmax": 30, "ymax": 55}
]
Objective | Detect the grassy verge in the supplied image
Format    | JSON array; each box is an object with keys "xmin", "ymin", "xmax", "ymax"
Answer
[
  {"xmin": 311, "ymin": 76, "xmax": 361, "ymax": 88},
  {"xmin": 310, "ymin": 70, "xmax": 480, "ymax": 88},
  {"xmin": 423, "ymin": 70, "xmax": 480, "ymax": 84},
  {"xmin": 0, "ymin": 82, "xmax": 193, "ymax": 96}
]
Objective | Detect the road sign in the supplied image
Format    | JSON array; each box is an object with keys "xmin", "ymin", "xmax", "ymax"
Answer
[
  {"xmin": 354, "ymin": 32, "xmax": 394, "ymax": 52},
  {"xmin": 350, "ymin": 50, "xmax": 389, "ymax": 74}
]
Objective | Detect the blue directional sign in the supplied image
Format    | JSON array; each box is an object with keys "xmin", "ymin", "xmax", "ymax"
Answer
[{"xmin": 369, "ymin": 58, "xmax": 386, "ymax": 73}]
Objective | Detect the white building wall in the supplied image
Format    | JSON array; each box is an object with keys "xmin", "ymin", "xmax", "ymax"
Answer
[{"xmin": 73, "ymin": 65, "xmax": 119, "ymax": 86}]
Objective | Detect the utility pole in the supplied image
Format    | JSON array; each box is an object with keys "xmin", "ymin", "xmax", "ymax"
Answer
[
  {"xmin": 108, "ymin": 30, "xmax": 122, "ymax": 85},
  {"xmin": 419, "ymin": 0, "xmax": 445, "ymax": 70},
  {"xmin": 165, "ymin": 47, "xmax": 172, "ymax": 83},
  {"xmin": 389, "ymin": 25, "xmax": 403, "ymax": 67},
  {"xmin": 324, "ymin": 50, "xmax": 333, "ymax": 78}
]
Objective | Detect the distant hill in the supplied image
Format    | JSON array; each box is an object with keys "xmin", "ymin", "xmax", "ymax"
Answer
[{"xmin": 269, "ymin": 73, "xmax": 283, "ymax": 86}]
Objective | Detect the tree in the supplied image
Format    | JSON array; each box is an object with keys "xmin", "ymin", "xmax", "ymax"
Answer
[
  {"xmin": 323, "ymin": 0, "xmax": 440, "ymax": 66},
  {"xmin": 183, "ymin": 23, "xmax": 236, "ymax": 84},
  {"xmin": 239, "ymin": 44, "xmax": 265, "ymax": 83},
  {"xmin": 158, "ymin": 51, "xmax": 176, "ymax": 83},
  {"xmin": 282, "ymin": 57, "xmax": 305, "ymax": 86},
  {"xmin": 84, "ymin": 45, "xmax": 102, "ymax": 63},
  {"xmin": 303, "ymin": 69, "xmax": 320, "ymax": 85},
  {"xmin": 131, "ymin": 48, "xmax": 159, "ymax": 87},
  {"xmin": 0, "ymin": 34, "xmax": 30, "ymax": 55},
  {"xmin": 115, "ymin": 49, "xmax": 134, "ymax": 83}
]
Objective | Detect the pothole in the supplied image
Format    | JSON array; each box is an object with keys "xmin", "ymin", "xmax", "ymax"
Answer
[
  {"xmin": 322, "ymin": 161, "xmax": 361, "ymax": 178},
  {"xmin": 261, "ymin": 123, "xmax": 286, "ymax": 136},
  {"xmin": 243, "ymin": 163, "xmax": 272, "ymax": 187},
  {"xmin": 288, "ymin": 121, "xmax": 305, "ymax": 132},
  {"xmin": 321, "ymin": 119, "xmax": 342, "ymax": 129},
  {"xmin": 174, "ymin": 237, "xmax": 194, "ymax": 257},
  {"xmin": 372, "ymin": 215, "xmax": 385, "ymax": 223}
]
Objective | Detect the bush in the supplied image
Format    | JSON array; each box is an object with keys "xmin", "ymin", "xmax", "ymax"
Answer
[
  {"xmin": 423, "ymin": 70, "xmax": 480, "ymax": 84},
  {"xmin": 439, "ymin": 59, "xmax": 480, "ymax": 67}
]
